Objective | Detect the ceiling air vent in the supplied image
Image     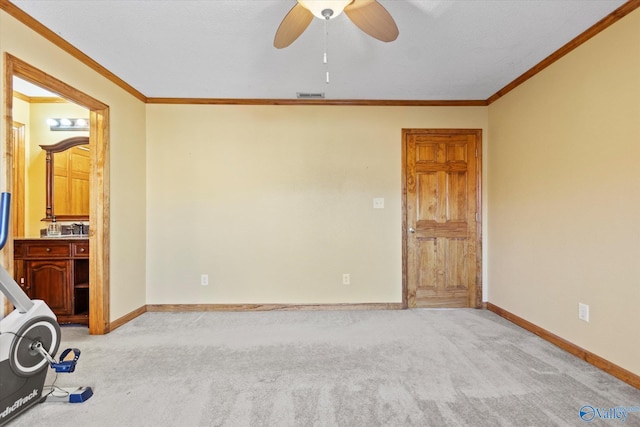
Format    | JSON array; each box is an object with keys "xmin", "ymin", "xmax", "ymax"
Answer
[{"xmin": 296, "ymin": 92, "xmax": 325, "ymax": 99}]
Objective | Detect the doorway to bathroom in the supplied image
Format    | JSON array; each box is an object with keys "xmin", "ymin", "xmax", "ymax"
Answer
[{"xmin": 4, "ymin": 54, "xmax": 110, "ymax": 334}]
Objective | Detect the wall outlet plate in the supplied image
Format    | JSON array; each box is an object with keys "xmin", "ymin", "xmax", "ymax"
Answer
[{"xmin": 578, "ymin": 302, "xmax": 589, "ymax": 322}]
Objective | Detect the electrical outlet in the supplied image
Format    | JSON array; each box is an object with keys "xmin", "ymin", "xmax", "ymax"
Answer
[
  {"xmin": 201, "ymin": 274, "xmax": 209, "ymax": 286},
  {"xmin": 578, "ymin": 303, "xmax": 589, "ymax": 322},
  {"xmin": 342, "ymin": 273, "xmax": 350, "ymax": 285}
]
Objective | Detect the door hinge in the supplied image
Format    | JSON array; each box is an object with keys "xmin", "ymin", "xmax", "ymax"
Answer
[
  {"xmin": 475, "ymin": 147, "xmax": 478, "ymax": 158},
  {"xmin": 475, "ymin": 212, "xmax": 480, "ymax": 222}
]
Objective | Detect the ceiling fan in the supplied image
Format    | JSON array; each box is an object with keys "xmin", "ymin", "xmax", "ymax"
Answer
[{"xmin": 274, "ymin": 0, "xmax": 399, "ymax": 49}]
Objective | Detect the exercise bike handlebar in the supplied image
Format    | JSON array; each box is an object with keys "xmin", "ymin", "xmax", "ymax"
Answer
[
  {"xmin": 0, "ymin": 192, "xmax": 35, "ymax": 313},
  {"xmin": 0, "ymin": 192, "xmax": 10, "ymax": 251}
]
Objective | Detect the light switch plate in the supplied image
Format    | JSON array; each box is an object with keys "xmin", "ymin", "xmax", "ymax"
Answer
[
  {"xmin": 578, "ymin": 302, "xmax": 589, "ymax": 322},
  {"xmin": 373, "ymin": 198, "xmax": 384, "ymax": 209}
]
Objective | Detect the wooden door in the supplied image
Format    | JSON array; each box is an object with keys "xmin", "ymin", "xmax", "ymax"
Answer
[{"xmin": 403, "ymin": 129, "xmax": 482, "ymax": 308}]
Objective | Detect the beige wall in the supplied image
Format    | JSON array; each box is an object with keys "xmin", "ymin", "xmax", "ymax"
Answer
[
  {"xmin": 488, "ymin": 8, "xmax": 640, "ymax": 375},
  {"xmin": 1, "ymin": 10, "xmax": 147, "ymax": 321},
  {"xmin": 146, "ymin": 105, "xmax": 488, "ymax": 304}
]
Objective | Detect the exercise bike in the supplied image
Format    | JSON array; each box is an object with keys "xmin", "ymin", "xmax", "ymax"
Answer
[{"xmin": 0, "ymin": 192, "xmax": 91, "ymax": 426}]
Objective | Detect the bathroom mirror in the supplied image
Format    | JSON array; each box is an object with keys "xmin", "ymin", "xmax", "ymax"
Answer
[{"xmin": 40, "ymin": 136, "xmax": 90, "ymax": 221}]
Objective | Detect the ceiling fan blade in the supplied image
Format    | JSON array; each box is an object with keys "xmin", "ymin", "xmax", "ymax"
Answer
[
  {"xmin": 274, "ymin": 3, "xmax": 314, "ymax": 49},
  {"xmin": 344, "ymin": 0, "xmax": 399, "ymax": 42}
]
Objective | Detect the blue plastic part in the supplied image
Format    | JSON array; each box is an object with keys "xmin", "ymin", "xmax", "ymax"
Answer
[
  {"xmin": 51, "ymin": 348, "xmax": 81, "ymax": 373},
  {"xmin": 0, "ymin": 192, "xmax": 11, "ymax": 251},
  {"xmin": 69, "ymin": 387, "xmax": 93, "ymax": 403}
]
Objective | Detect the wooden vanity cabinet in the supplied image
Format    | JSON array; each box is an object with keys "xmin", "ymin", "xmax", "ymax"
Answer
[{"xmin": 14, "ymin": 239, "xmax": 89, "ymax": 325}]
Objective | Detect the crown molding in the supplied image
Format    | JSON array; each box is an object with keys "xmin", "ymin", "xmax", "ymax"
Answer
[{"xmin": 145, "ymin": 98, "xmax": 488, "ymax": 106}]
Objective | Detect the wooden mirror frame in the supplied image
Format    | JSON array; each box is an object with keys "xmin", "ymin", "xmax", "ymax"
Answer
[{"xmin": 40, "ymin": 136, "xmax": 89, "ymax": 221}]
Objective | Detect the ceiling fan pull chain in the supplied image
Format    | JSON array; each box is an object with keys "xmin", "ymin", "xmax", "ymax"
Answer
[{"xmin": 324, "ymin": 17, "xmax": 330, "ymax": 84}]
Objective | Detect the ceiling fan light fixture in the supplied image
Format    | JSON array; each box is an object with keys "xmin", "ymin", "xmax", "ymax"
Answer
[
  {"xmin": 298, "ymin": 0, "xmax": 351, "ymax": 20},
  {"xmin": 274, "ymin": 0, "xmax": 398, "ymax": 49}
]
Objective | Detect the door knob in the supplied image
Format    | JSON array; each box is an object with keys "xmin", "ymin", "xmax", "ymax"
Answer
[{"xmin": 409, "ymin": 227, "xmax": 415, "ymax": 233}]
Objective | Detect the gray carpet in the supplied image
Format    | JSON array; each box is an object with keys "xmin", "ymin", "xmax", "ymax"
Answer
[{"xmin": 8, "ymin": 309, "xmax": 640, "ymax": 426}]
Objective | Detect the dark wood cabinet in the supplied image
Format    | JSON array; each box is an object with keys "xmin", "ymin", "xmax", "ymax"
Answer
[
  {"xmin": 14, "ymin": 239, "xmax": 89, "ymax": 325},
  {"xmin": 28, "ymin": 259, "xmax": 72, "ymax": 315}
]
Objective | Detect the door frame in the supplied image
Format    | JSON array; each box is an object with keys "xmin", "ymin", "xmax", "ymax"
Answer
[
  {"xmin": 2, "ymin": 121, "xmax": 25, "ymax": 316},
  {"xmin": 3, "ymin": 53, "xmax": 111, "ymax": 334},
  {"xmin": 401, "ymin": 128, "xmax": 483, "ymax": 309},
  {"xmin": 11, "ymin": 121, "xmax": 25, "ymax": 237}
]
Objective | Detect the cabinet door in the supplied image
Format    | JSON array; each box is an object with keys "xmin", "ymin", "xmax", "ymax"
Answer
[{"xmin": 27, "ymin": 260, "xmax": 72, "ymax": 315}]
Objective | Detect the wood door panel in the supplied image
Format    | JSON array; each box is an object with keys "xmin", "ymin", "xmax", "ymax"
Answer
[
  {"xmin": 416, "ymin": 173, "xmax": 438, "ymax": 221},
  {"xmin": 448, "ymin": 172, "xmax": 468, "ymax": 221},
  {"xmin": 416, "ymin": 221, "xmax": 468, "ymax": 237},
  {"xmin": 415, "ymin": 238, "xmax": 437, "ymax": 290},
  {"xmin": 415, "ymin": 289, "xmax": 469, "ymax": 308},
  {"xmin": 29, "ymin": 260, "xmax": 72, "ymax": 315},
  {"xmin": 416, "ymin": 172, "xmax": 468, "ymax": 221},
  {"xmin": 416, "ymin": 239, "xmax": 468, "ymax": 288},
  {"xmin": 444, "ymin": 239, "xmax": 469, "ymax": 290},
  {"xmin": 446, "ymin": 143, "xmax": 468, "ymax": 163},
  {"xmin": 416, "ymin": 143, "xmax": 438, "ymax": 163},
  {"xmin": 404, "ymin": 129, "xmax": 482, "ymax": 308}
]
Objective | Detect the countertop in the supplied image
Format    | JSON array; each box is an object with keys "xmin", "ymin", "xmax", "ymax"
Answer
[{"xmin": 14, "ymin": 236, "xmax": 89, "ymax": 240}]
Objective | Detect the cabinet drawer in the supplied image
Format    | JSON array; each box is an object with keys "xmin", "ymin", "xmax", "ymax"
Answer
[
  {"xmin": 72, "ymin": 242, "xmax": 89, "ymax": 257},
  {"xmin": 14, "ymin": 244, "xmax": 24, "ymax": 258},
  {"xmin": 24, "ymin": 243, "xmax": 71, "ymax": 258}
]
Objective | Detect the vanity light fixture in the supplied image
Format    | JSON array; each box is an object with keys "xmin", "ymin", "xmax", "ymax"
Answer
[{"xmin": 47, "ymin": 118, "xmax": 89, "ymax": 131}]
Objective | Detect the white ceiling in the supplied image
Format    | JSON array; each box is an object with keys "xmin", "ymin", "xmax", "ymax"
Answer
[{"xmin": 10, "ymin": 0, "xmax": 627, "ymax": 100}]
